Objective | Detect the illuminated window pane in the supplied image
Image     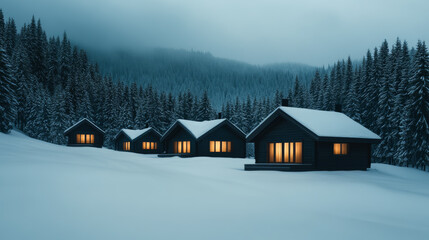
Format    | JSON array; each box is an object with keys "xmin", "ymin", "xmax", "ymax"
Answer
[
  {"xmin": 86, "ymin": 134, "xmax": 90, "ymax": 144},
  {"xmin": 183, "ymin": 141, "xmax": 187, "ymax": 153},
  {"xmin": 91, "ymin": 134, "xmax": 94, "ymax": 144},
  {"xmin": 269, "ymin": 143, "xmax": 274, "ymax": 163},
  {"xmin": 123, "ymin": 142, "xmax": 130, "ymax": 151},
  {"xmin": 227, "ymin": 141, "xmax": 231, "ymax": 152},
  {"xmin": 342, "ymin": 143, "xmax": 348, "ymax": 155},
  {"xmin": 155, "ymin": 142, "xmax": 157, "ymax": 150},
  {"xmin": 275, "ymin": 143, "xmax": 282, "ymax": 163},
  {"xmin": 222, "ymin": 141, "xmax": 227, "ymax": 152},
  {"xmin": 186, "ymin": 141, "xmax": 191, "ymax": 153},
  {"xmin": 178, "ymin": 141, "xmax": 182, "ymax": 153},
  {"xmin": 295, "ymin": 142, "xmax": 302, "ymax": 163},
  {"xmin": 151, "ymin": 142, "xmax": 154, "ymax": 150},
  {"xmin": 215, "ymin": 141, "xmax": 221, "ymax": 152},
  {"xmin": 80, "ymin": 134, "xmax": 85, "ymax": 144},
  {"xmin": 210, "ymin": 141, "xmax": 215, "ymax": 152},
  {"xmin": 174, "ymin": 141, "xmax": 177, "ymax": 153},
  {"xmin": 290, "ymin": 142, "xmax": 294, "ymax": 163},
  {"xmin": 333, "ymin": 143, "xmax": 341, "ymax": 155},
  {"xmin": 284, "ymin": 142, "xmax": 289, "ymax": 163},
  {"xmin": 76, "ymin": 134, "xmax": 81, "ymax": 143}
]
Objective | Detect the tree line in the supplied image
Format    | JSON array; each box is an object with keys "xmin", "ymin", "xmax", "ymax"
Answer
[{"xmin": 0, "ymin": 11, "xmax": 428, "ymax": 171}]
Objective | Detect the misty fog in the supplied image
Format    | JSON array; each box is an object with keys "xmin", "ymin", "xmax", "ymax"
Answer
[{"xmin": 2, "ymin": 0, "xmax": 429, "ymax": 66}]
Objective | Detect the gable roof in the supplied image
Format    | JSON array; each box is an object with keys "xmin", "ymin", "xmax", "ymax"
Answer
[
  {"xmin": 64, "ymin": 118, "xmax": 105, "ymax": 135},
  {"xmin": 161, "ymin": 119, "xmax": 245, "ymax": 142},
  {"xmin": 114, "ymin": 128, "xmax": 161, "ymax": 141},
  {"xmin": 247, "ymin": 107, "xmax": 381, "ymax": 142}
]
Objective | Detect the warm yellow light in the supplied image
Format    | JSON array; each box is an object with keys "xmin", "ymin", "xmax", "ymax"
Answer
[
  {"xmin": 210, "ymin": 141, "xmax": 214, "ymax": 152},
  {"xmin": 284, "ymin": 142, "xmax": 289, "ymax": 163},
  {"xmin": 342, "ymin": 143, "xmax": 348, "ymax": 154},
  {"xmin": 295, "ymin": 142, "xmax": 302, "ymax": 163},
  {"xmin": 290, "ymin": 142, "xmax": 294, "ymax": 162},
  {"xmin": 227, "ymin": 141, "xmax": 231, "ymax": 152},
  {"xmin": 90, "ymin": 134, "xmax": 94, "ymax": 144},
  {"xmin": 178, "ymin": 141, "xmax": 182, "ymax": 153},
  {"xmin": 80, "ymin": 134, "xmax": 85, "ymax": 144},
  {"xmin": 222, "ymin": 141, "xmax": 227, "ymax": 152},
  {"xmin": 215, "ymin": 141, "xmax": 221, "ymax": 152},
  {"xmin": 123, "ymin": 141, "xmax": 130, "ymax": 151},
  {"xmin": 333, "ymin": 143, "xmax": 341, "ymax": 155},
  {"xmin": 155, "ymin": 142, "xmax": 157, "ymax": 150},
  {"xmin": 186, "ymin": 141, "xmax": 191, "ymax": 153},
  {"xmin": 174, "ymin": 141, "xmax": 178, "ymax": 153},
  {"xmin": 76, "ymin": 134, "xmax": 81, "ymax": 143},
  {"xmin": 269, "ymin": 143, "xmax": 274, "ymax": 163},
  {"xmin": 275, "ymin": 143, "xmax": 282, "ymax": 163}
]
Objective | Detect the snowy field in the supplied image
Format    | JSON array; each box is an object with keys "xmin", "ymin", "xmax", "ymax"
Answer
[{"xmin": 1, "ymin": 131, "xmax": 429, "ymax": 240}]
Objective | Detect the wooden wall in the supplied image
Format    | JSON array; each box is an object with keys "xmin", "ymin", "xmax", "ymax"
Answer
[
  {"xmin": 316, "ymin": 142, "xmax": 371, "ymax": 170},
  {"xmin": 253, "ymin": 117, "xmax": 315, "ymax": 164},
  {"xmin": 66, "ymin": 122, "xmax": 104, "ymax": 148},
  {"xmin": 164, "ymin": 127, "xmax": 196, "ymax": 155},
  {"xmin": 133, "ymin": 130, "xmax": 161, "ymax": 154},
  {"xmin": 197, "ymin": 124, "xmax": 246, "ymax": 158}
]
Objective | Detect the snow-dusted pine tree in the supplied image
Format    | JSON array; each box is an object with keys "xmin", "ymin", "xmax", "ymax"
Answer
[{"xmin": 407, "ymin": 41, "xmax": 429, "ymax": 170}]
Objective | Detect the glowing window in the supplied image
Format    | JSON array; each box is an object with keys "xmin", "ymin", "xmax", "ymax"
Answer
[
  {"xmin": 142, "ymin": 142, "xmax": 157, "ymax": 150},
  {"xmin": 268, "ymin": 142, "xmax": 302, "ymax": 163},
  {"xmin": 295, "ymin": 142, "xmax": 302, "ymax": 163},
  {"xmin": 284, "ymin": 142, "xmax": 289, "ymax": 163},
  {"xmin": 334, "ymin": 143, "xmax": 348, "ymax": 155},
  {"xmin": 215, "ymin": 141, "xmax": 221, "ymax": 152},
  {"xmin": 76, "ymin": 134, "xmax": 94, "ymax": 144},
  {"xmin": 210, "ymin": 141, "xmax": 232, "ymax": 153},
  {"xmin": 269, "ymin": 143, "xmax": 274, "ymax": 163},
  {"xmin": 123, "ymin": 141, "xmax": 130, "ymax": 151},
  {"xmin": 174, "ymin": 141, "xmax": 190, "ymax": 153},
  {"xmin": 222, "ymin": 141, "xmax": 227, "ymax": 152},
  {"xmin": 210, "ymin": 141, "xmax": 215, "ymax": 152}
]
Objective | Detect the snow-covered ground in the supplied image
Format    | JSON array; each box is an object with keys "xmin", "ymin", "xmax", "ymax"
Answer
[{"xmin": 1, "ymin": 131, "xmax": 429, "ymax": 240}]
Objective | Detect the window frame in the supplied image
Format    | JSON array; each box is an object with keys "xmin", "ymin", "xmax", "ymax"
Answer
[
  {"xmin": 209, "ymin": 141, "xmax": 232, "ymax": 153},
  {"xmin": 268, "ymin": 141, "xmax": 303, "ymax": 163},
  {"xmin": 333, "ymin": 143, "xmax": 349, "ymax": 155},
  {"xmin": 76, "ymin": 134, "xmax": 94, "ymax": 144}
]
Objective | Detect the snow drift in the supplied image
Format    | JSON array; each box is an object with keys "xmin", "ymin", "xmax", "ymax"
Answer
[{"xmin": 1, "ymin": 131, "xmax": 428, "ymax": 240}]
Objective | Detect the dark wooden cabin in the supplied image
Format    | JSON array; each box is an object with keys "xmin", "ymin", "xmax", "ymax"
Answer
[
  {"xmin": 114, "ymin": 128, "xmax": 161, "ymax": 154},
  {"xmin": 64, "ymin": 118, "xmax": 105, "ymax": 148},
  {"xmin": 160, "ymin": 118, "xmax": 246, "ymax": 158},
  {"xmin": 245, "ymin": 103, "xmax": 381, "ymax": 171}
]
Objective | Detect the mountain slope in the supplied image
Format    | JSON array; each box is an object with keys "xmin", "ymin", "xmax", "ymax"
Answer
[
  {"xmin": 88, "ymin": 48, "xmax": 317, "ymax": 105},
  {"xmin": 1, "ymin": 131, "xmax": 429, "ymax": 240}
]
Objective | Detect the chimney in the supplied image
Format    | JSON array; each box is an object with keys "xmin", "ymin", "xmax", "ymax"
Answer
[
  {"xmin": 281, "ymin": 99, "xmax": 289, "ymax": 107},
  {"xmin": 218, "ymin": 112, "xmax": 222, "ymax": 119},
  {"xmin": 335, "ymin": 104, "xmax": 342, "ymax": 112}
]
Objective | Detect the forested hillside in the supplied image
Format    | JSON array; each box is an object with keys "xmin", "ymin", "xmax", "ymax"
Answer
[
  {"xmin": 89, "ymin": 49, "xmax": 316, "ymax": 107},
  {"xmin": 0, "ymin": 10, "xmax": 427, "ymax": 171}
]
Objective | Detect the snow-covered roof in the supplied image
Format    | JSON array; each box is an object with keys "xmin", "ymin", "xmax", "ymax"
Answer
[
  {"xmin": 116, "ymin": 128, "xmax": 153, "ymax": 141},
  {"xmin": 248, "ymin": 107, "xmax": 380, "ymax": 141},
  {"xmin": 177, "ymin": 119, "xmax": 226, "ymax": 139},
  {"xmin": 64, "ymin": 118, "xmax": 105, "ymax": 134}
]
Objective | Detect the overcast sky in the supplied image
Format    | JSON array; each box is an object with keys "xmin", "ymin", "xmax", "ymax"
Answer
[{"xmin": 3, "ymin": 0, "xmax": 429, "ymax": 66}]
